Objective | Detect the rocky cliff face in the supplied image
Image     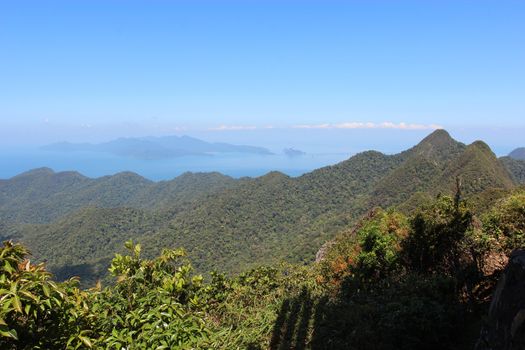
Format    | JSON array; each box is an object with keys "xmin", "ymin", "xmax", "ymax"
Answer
[{"xmin": 476, "ymin": 250, "xmax": 525, "ymax": 350}]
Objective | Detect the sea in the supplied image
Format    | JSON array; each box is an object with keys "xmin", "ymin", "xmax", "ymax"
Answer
[{"xmin": 0, "ymin": 149, "xmax": 351, "ymax": 180}]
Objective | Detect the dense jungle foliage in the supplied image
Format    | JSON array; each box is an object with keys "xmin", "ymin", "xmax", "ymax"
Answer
[
  {"xmin": 1, "ymin": 189, "xmax": 525, "ymax": 349},
  {"xmin": 2, "ymin": 130, "xmax": 525, "ymax": 286}
]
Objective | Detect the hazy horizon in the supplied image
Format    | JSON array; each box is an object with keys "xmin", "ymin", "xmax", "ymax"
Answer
[
  {"xmin": 0, "ymin": 127, "xmax": 522, "ymax": 181},
  {"xmin": 1, "ymin": 1, "xmax": 524, "ymax": 177},
  {"xmin": 2, "ymin": 126, "xmax": 523, "ymax": 156}
]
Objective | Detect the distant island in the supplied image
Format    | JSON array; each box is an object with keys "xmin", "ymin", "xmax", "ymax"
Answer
[
  {"xmin": 283, "ymin": 148, "xmax": 306, "ymax": 157},
  {"xmin": 41, "ymin": 135, "xmax": 273, "ymax": 160}
]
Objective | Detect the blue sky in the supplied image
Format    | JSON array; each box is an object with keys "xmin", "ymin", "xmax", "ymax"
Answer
[{"xmin": 0, "ymin": 0, "xmax": 524, "ymax": 153}]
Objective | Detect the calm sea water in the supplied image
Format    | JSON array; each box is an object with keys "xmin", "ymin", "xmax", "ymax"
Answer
[{"xmin": 0, "ymin": 149, "xmax": 350, "ymax": 180}]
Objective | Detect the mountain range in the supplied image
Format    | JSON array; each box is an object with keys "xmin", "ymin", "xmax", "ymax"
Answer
[
  {"xmin": 41, "ymin": 135, "xmax": 273, "ymax": 159},
  {"xmin": 2, "ymin": 129, "xmax": 525, "ymax": 285}
]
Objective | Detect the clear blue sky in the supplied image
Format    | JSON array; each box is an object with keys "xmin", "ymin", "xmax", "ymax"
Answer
[{"xmin": 0, "ymin": 0, "xmax": 524, "ymax": 153}]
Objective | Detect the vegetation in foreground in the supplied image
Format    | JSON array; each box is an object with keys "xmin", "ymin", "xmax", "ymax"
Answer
[{"xmin": 1, "ymin": 189, "xmax": 524, "ymax": 349}]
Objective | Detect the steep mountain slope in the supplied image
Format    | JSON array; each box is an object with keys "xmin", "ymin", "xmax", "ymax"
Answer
[
  {"xmin": 364, "ymin": 129, "xmax": 466, "ymax": 207},
  {"xmin": 401, "ymin": 128, "xmax": 466, "ymax": 162},
  {"xmin": 3, "ymin": 130, "xmax": 520, "ymax": 283},
  {"xmin": 369, "ymin": 155, "xmax": 442, "ymax": 207},
  {"xmin": 436, "ymin": 141, "xmax": 515, "ymax": 194}
]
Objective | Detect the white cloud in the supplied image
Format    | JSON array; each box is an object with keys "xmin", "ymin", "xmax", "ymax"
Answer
[
  {"xmin": 207, "ymin": 121, "xmax": 443, "ymax": 131},
  {"xmin": 293, "ymin": 123, "xmax": 332, "ymax": 129},
  {"xmin": 209, "ymin": 125, "xmax": 258, "ymax": 131},
  {"xmin": 293, "ymin": 121, "xmax": 443, "ymax": 130}
]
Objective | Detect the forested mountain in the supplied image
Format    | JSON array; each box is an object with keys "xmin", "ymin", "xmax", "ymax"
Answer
[
  {"xmin": 0, "ymin": 169, "xmax": 236, "ymax": 224},
  {"xmin": 509, "ymin": 147, "xmax": 525, "ymax": 160},
  {"xmin": 1, "ymin": 130, "xmax": 521, "ymax": 284}
]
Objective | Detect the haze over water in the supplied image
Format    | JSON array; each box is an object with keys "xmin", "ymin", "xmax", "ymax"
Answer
[
  {"xmin": 1, "ymin": 1, "xmax": 524, "ymax": 179},
  {"xmin": 0, "ymin": 148, "xmax": 350, "ymax": 180},
  {"xmin": 1, "ymin": 126, "xmax": 522, "ymax": 181}
]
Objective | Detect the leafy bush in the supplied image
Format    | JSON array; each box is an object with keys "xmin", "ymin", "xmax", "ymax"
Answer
[
  {"xmin": 483, "ymin": 190, "xmax": 525, "ymax": 251},
  {"xmin": 401, "ymin": 195, "xmax": 473, "ymax": 277},
  {"xmin": 86, "ymin": 240, "xmax": 210, "ymax": 349},
  {"xmin": 317, "ymin": 209, "xmax": 408, "ymax": 293},
  {"xmin": 353, "ymin": 209, "xmax": 408, "ymax": 285},
  {"xmin": 0, "ymin": 241, "xmax": 91, "ymax": 349},
  {"xmin": 0, "ymin": 240, "xmax": 213, "ymax": 349}
]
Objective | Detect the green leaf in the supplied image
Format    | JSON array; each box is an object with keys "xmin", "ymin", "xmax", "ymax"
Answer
[
  {"xmin": 20, "ymin": 290, "xmax": 38, "ymax": 302},
  {"xmin": 125, "ymin": 240, "xmax": 134, "ymax": 250},
  {"xmin": 0, "ymin": 325, "xmax": 18, "ymax": 340},
  {"xmin": 42, "ymin": 284, "xmax": 51, "ymax": 297},
  {"xmin": 3, "ymin": 261, "xmax": 14, "ymax": 274},
  {"xmin": 79, "ymin": 335, "xmax": 93, "ymax": 348},
  {"xmin": 12, "ymin": 295, "xmax": 22, "ymax": 313}
]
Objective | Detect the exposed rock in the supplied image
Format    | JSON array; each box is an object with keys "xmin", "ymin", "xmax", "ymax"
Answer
[
  {"xmin": 315, "ymin": 240, "xmax": 335, "ymax": 263},
  {"xmin": 476, "ymin": 249, "xmax": 525, "ymax": 350},
  {"xmin": 483, "ymin": 250, "xmax": 509, "ymax": 277}
]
